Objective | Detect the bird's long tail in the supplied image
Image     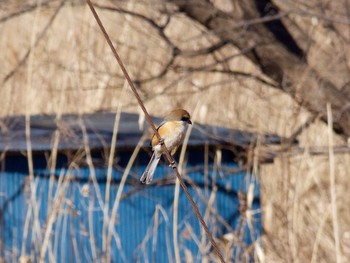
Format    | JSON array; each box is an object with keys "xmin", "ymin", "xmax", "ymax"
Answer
[{"xmin": 140, "ymin": 152, "xmax": 161, "ymax": 184}]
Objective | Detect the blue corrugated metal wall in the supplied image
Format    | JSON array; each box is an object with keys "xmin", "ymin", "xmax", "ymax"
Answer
[{"xmin": 0, "ymin": 149, "xmax": 261, "ymax": 262}]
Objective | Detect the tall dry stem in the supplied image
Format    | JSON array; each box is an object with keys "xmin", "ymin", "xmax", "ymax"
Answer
[
  {"xmin": 102, "ymin": 81, "xmax": 127, "ymax": 255},
  {"xmin": 105, "ymin": 133, "xmax": 148, "ymax": 261},
  {"xmin": 327, "ymin": 103, "xmax": 342, "ymax": 263}
]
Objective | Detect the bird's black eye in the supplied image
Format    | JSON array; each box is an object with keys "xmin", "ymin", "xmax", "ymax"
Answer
[{"xmin": 181, "ymin": 115, "xmax": 192, "ymax": 124}]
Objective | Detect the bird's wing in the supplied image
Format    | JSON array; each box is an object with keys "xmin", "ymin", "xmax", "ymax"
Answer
[{"xmin": 150, "ymin": 121, "xmax": 166, "ymax": 147}]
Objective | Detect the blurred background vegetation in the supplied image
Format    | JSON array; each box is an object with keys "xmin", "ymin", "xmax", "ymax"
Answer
[{"xmin": 1, "ymin": 0, "xmax": 350, "ymax": 262}]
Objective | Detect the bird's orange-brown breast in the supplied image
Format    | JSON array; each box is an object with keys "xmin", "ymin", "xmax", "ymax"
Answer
[{"xmin": 151, "ymin": 121, "xmax": 185, "ymax": 155}]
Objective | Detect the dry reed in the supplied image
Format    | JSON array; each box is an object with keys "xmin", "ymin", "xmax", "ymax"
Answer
[{"xmin": 1, "ymin": 1, "xmax": 350, "ymax": 262}]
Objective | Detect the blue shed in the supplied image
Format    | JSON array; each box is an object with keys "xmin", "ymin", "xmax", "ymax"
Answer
[{"xmin": 0, "ymin": 112, "xmax": 280, "ymax": 262}]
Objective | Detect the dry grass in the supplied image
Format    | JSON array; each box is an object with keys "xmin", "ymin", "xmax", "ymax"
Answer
[
  {"xmin": 0, "ymin": 1, "xmax": 307, "ymax": 136},
  {"xmin": 1, "ymin": 0, "xmax": 350, "ymax": 262}
]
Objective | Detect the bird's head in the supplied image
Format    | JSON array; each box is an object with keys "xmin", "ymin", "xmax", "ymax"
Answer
[{"xmin": 165, "ymin": 109, "xmax": 192, "ymax": 125}]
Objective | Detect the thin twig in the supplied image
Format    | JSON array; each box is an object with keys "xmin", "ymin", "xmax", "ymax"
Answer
[
  {"xmin": 106, "ymin": 133, "xmax": 148, "ymax": 262},
  {"xmin": 40, "ymin": 168, "xmax": 72, "ymax": 261},
  {"xmin": 173, "ymin": 171, "xmax": 181, "ymax": 263},
  {"xmin": 172, "ymin": 102, "xmax": 198, "ymax": 262},
  {"xmin": 0, "ymin": 0, "xmax": 54, "ymax": 23},
  {"xmin": 25, "ymin": 1, "xmax": 44, "ymax": 259},
  {"xmin": 152, "ymin": 206, "xmax": 160, "ymax": 263},
  {"xmin": 85, "ymin": 1, "xmax": 225, "ymax": 262},
  {"xmin": 326, "ymin": 103, "xmax": 342, "ymax": 263},
  {"xmin": 102, "ymin": 81, "xmax": 127, "ymax": 253}
]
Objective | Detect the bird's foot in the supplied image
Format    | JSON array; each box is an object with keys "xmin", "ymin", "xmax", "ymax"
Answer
[
  {"xmin": 159, "ymin": 138, "xmax": 164, "ymax": 145},
  {"xmin": 169, "ymin": 160, "xmax": 176, "ymax": 169}
]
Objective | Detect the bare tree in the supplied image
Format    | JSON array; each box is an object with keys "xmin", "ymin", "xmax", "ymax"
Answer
[{"xmin": 166, "ymin": 0, "xmax": 350, "ymax": 138}]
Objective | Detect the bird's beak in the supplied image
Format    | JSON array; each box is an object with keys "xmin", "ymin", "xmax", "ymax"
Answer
[{"xmin": 188, "ymin": 120, "xmax": 192, "ymax": 125}]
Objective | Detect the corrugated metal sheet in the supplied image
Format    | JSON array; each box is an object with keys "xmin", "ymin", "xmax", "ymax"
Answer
[
  {"xmin": 0, "ymin": 149, "xmax": 261, "ymax": 263},
  {"xmin": 0, "ymin": 112, "xmax": 272, "ymax": 262}
]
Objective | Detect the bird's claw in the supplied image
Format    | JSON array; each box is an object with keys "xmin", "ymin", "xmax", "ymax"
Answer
[{"xmin": 169, "ymin": 161, "xmax": 176, "ymax": 169}]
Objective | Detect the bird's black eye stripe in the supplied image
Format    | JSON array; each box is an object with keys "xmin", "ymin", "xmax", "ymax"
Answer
[{"xmin": 181, "ymin": 116, "xmax": 190, "ymax": 121}]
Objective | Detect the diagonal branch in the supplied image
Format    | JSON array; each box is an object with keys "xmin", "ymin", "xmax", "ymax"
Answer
[{"xmin": 85, "ymin": 1, "xmax": 226, "ymax": 262}]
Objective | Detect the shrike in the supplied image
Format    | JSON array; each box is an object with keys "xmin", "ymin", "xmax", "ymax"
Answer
[{"xmin": 140, "ymin": 109, "xmax": 192, "ymax": 184}]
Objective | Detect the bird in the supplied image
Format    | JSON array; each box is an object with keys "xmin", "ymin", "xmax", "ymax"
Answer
[{"xmin": 140, "ymin": 109, "xmax": 192, "ymax": 184}]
